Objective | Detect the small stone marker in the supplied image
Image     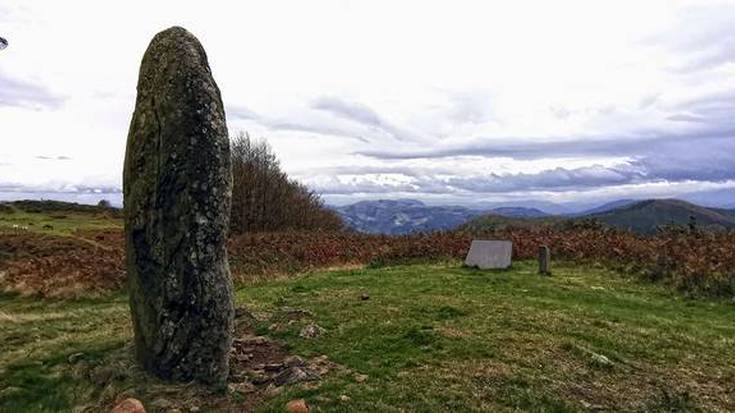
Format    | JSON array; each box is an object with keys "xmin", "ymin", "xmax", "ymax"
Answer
[
  {"xmin": 464, "ymin": 240, "xmax": 512, "ymax": 269},
  {"xmin": 538, "ymin": 245, "xmax": 551, "ymax": 276}
]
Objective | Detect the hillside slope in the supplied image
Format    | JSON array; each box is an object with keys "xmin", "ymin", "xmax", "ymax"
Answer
[{"xmin": 587, "ymin": 199, "xmax": 735, "ymax": 233}]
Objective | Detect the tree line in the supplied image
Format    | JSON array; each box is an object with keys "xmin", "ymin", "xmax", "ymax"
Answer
[{"xmin": 229, "ymin": 132, "xmax": 343, "ymax": 233}]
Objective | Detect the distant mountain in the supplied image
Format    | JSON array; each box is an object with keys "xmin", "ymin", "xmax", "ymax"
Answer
[
  {"xmin": 574, "ymin": 199, "xmax": 638, "ymax": 216},
  {"xmin": 335, "ymin": 198, "xmax": 735, "ymax": 235},
  {"xmin": 586, "ymin": 199, "xmax": 735, "ymax": 234},
  {"xmin": 333, "ymin": 199, "xmax": 558, "ymax": 234},
  {"xmin": 333, "ymin": 199, "xmax": 482, "ymax": 234},
  {"xmin": 469, "ymin": 200, "xmax": 571, "ymax": 215},
  {"xmin": 491, "ymin": 207, "xmax": 549, "ymax": 218}
]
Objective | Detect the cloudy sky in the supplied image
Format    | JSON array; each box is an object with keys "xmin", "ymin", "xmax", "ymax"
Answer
[{"xmin": 2, "ymin": 0, "xmax": 735, "ymax": 208}]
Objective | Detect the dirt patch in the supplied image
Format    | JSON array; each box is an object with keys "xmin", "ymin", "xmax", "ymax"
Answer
[{"xmin": 80, "ymin": 306, "xmax": 345, "ymax": 413}]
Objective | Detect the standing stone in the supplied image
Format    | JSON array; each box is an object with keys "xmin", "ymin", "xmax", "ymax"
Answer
[
  {"xmin": 464, "ymin": 240, "xmax": 512, "ymax": 269},
  {"xmin": 538, "ymin": 245, "xmax": 551, "ymax": 276},
  {"xmin": 123, "ymin": 26, "xmax": 233, "ymax": 386}
]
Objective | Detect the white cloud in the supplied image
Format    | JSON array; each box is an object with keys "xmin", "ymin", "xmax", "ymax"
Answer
[{"xmin": 1, "ymin": 0, "xmax": 734, "ymax": 206}]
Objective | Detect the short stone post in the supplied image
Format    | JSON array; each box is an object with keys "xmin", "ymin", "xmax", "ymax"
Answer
[{"xmin": 538, "ymin": 245, "xmax": 551, "ymax": 276}]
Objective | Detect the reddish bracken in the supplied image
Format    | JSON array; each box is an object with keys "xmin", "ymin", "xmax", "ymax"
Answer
[{"xmin": 1, "ymin": 228, "xmax": 733, "ymax": 297}]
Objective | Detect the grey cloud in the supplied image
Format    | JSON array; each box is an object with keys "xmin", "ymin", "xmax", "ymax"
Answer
[
  {"xmin": 0, "ymin": 72, "xmax": 64, "ymax": 110},
  {"xmin": 0, "ymin": 182, "xmax": 121, "ymax": 194},
  {"xmin": 227, "ymin": 103, "xmax": 370, "ymax": 143},
  {"xmin": 312, "ymin": 96, "xmax": 418, "ymax": 141},
  {"xmin": 667, "ymin": 113, "xmax": 707, "ymax": 123},
  {"xmin": 227, "ymin": 105, "xmax": 261, "ymax": 121},
  {"xmin": 326, "ymin": 132, "xmax": 735, "ymax": 196},
  {"xmin": 314, "ymin": 154, "xmax": 735, "ymax": 197},
  {"xmin": 35, "ymin": 155, "xmax": 72, "ymax": 161},
  {"xmin": 638, "ymin": 94, "xmax": 660, "ymax": 110},
  {"xmin": 312, "ymin": 96, "xmax": 382, "ymax": 127},
  {"xmin": 267, "ymin": 120, "xmax": 370, "ymax": 143},
  {"xmin": 357, "ymin": 123, "xmax": 735, "ymax": 160}
]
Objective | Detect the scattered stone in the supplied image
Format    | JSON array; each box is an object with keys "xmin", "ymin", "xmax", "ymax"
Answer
[
  {"xmin": 249, "ymin": 370, "xmax": 270, "ymax": 385},
  {"xmin": 354, "ymin": 373, "xmax": 368, "ymax": 383},
  {"xmin": 307, "ymin": 355, "xmax": 337, "ymax": 376},
  {"xmin": 339, "ymin": 395, "xmax": 352, "ymax": 402},
  {"xmin": 464, "ymin": 240, "xmax": 512, "ymax": 269},
  {"xmin": 273, "ymin": 366, "xmax": 320, "ymax": 386},
  {"xmin": 360, "ymin": 293, "xmax": 370, "ymax": 301},
  {"xmin": 580, "ymin": 400, "xmax": 605, "ymax": 410},
  {"xmin": 590, "ymin": 352, "xmax": 613, "ymax": 369},
  {"xmin": 280, "ymin": 307, "xmax": 315, "ymax": 318},
  {"xmin": 228, "ymin": 381, "xmax": 256, "ymax": 394},
  {"xmin": 264, "ymin": 384, "xmax": 283, "ymax": 397},
  {"xmin": 299, "ymin": 324, "xmax": 326, "ymax": 339},
  {"xmin": 285, "ymin": 399, "xmax": 310, "ymax": 413},
  {"xmin": 67, "ymin": 352, "xmax": 85, "ymax": 364},
  {"xmin": 188, "ymin": 406, "xmax": 200, "ymax": 413},
  {"xmin": 234, "ymin": 306, "xmax": 254, "ymax": 319},
  {"xmin": 232, "ymin": 352, "xmax": 253, "ymax": 362},
  {"xmin": 264, "ymin": 362, "xmax": 284, "ymax": 372},
  {"xmin": 123, "ymin": 26, "xmax": 234, "ymax": 386},
  {"xmin": 111, "ymin": 398, "xmax": 146, "ymax": 413},
  {"xmin": 284, "ymin": 355, "xmax": 305, "ymax": 367},
  {"xmin": 237, "ymin": 336, "xmax": 269, "ymax": 346}
]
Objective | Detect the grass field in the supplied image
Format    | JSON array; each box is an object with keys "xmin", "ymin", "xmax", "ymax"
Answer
[
  {"xmin": 1, "ymin": 261, "xmax": 733, "ymax": 412},
  {"xmin": 0, "ymin": 205, "xmax": 121, "ymax": 237}
]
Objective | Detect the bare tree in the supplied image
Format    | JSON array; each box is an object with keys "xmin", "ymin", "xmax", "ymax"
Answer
[{"xmin": 230, "ymin": 132, "xmax": 343, "ymax": 233}]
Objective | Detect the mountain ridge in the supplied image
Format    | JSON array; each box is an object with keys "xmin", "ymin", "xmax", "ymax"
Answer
[{"xmin": 335, "ymin": 198, "xmax": 735, "ymax": 234}]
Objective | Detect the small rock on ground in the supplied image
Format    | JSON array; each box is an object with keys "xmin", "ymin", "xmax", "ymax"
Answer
[
  {"xmin": 286, "ymin": 399, "xmax": 310, "ymax": 413},
  {"xmin": 67, "ymin": 352, "xmax": 85, "ymax": 364},
  {"xmin": 299, "ymin": 324, "xmax": 326, "ymax": 339},
  {"xmin": 590, "ymin": 352, "xmax": 613, "ymax": 368},
  {"xmin": 111, "ymin": 398, "xmax": 146, "ymax": 413}
]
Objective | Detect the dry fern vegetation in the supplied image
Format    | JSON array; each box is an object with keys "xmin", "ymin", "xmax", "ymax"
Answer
[{"xmin": 1, "ymin": 202, "xmax": 734, "ymax": 412}]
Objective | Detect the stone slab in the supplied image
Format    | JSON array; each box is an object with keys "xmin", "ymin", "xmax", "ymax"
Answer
[{"xmin": 464, "ymin": 240, "xmax": 512, "ymax": 269}]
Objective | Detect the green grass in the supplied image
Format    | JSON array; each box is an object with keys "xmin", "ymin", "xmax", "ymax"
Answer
[
  {"xmin": 0, "ymin": 204, "xmax": 121, "ymax": 236},
  {"xmin": 1, "ymin": 262, "xmax": 734, "ymax": 412}
]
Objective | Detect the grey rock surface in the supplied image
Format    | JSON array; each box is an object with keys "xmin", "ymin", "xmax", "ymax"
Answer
[
  {"xmin": 123, "ymin": 26, "xmax": 233, "ymax": 386},
  {"xmin": 464, "ymin": 240, "xmax": 512, "ymax": 269}
]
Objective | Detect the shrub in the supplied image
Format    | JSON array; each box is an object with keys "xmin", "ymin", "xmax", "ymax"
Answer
[{"xmin": 230, "ymin": 132, "xmax": 343, "ymax": 233}]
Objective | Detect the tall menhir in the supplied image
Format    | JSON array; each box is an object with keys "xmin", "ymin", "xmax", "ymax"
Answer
[{"xmin": 123, "ymin": 26, "xmax": 234, "ymax": 386}]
